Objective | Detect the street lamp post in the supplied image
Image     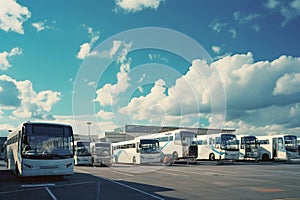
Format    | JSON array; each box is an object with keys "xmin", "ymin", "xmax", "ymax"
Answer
[{"xmin": 87, "ymin": 122, "xmax": 91, "ymax": 142}]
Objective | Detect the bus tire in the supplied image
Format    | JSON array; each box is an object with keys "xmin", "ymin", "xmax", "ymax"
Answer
[
  {"xmin": 262, "ymin": 154, "xmax": 269, "ymax": 161},
  {"xmin": 133, "ymin": 157, "xmax": 136, "ymax": 165},
  {"xmin": 172, "ymin": 152, "xmax": 178, "ymax": 163},
  {"xmin": 209, "ymin": 153, "xmax": 215, "ymax": 161}
]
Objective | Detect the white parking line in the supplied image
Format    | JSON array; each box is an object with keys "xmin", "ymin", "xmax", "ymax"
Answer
[
  {"xmin": 77, "ymin": 168, "xmax": 164, "ymax": 200},
  {"xmin": 45, "ymin": 187, "xmax": 57, "ymax": 200},
  {"xmin": 21, "ymin": 183, "xmax": 55, "ymax": 188}
]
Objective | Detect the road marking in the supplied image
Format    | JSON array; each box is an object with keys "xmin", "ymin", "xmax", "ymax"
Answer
[
  {"xmin": 21, "ymin": 183, "xmax": 55, "ymax": 188},
  {"xmin": 45, "ymin": 187, "xmax": 57, "ymax": 200},
  {"xmin": 96, "ymin": 181, "xmax": 101, "ymax": 200},
  {"xmin": 77, "ymin": 168, "xmax": 164, "ymax": 200}
]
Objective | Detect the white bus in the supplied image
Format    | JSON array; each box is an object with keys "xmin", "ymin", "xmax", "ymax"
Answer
[
  {"xmin": 237, "ymin": 135, "xmax": 259, "ymax": 160},
  {"xmin": 112, "ymin": 138, "xmax": 161, "ymax": 164},
  {"xmin": 73, "ymin": 140, "xmax": 92, "ymax": 166},
  {"xmin": 197, "ymin": 133, "xmax": 239, "ymax": 161},
  {"xmin": 90, "ymin": 142, "xmax": 112, "ymax": 167},
  {"xmin": 257, "ymin": 134, "xmax": 299, "ymax": 161},
  {"xmin": 137, "ymin": 129, "xmax": 198, "ymax": 164},
  {"xmin": 5, "ymin": 121, "xmax": 74, "ymax": 177}
]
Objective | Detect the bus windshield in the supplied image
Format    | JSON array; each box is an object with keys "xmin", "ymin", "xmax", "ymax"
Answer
[
  {"xmin": 180, "ymin": 131, "xmax": 196, "ymax": 146},
  {"xmin": 21, "ymin": 125, "xmax": 73, "ymax": 159},
  {"xmin": 221, "ymin": 134, "xmax": 239, "ymax": 150},
  {"xmin": 140, "ymin": 139, "xmax": 160, "ymax": 153},
  {"xmin": 95, "ymin": 143, "xmax": 111, "ymax": 156},
  {"xmin": 75, "ymin": 142, "xmax": 91, "ymax": 156},
  {"xmin": 284, "ymin": 135, "xmax": 298, "ymax": 152}
]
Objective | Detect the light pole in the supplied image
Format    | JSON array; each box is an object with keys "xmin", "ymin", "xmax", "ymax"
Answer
[{"xmin": 87, "ymin": 122, "xmax": 91, "ymax": 142}]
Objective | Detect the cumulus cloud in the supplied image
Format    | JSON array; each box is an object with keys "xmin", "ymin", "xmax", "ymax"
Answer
[
  {"xmin": 77, "ymin": 26, "xmax": 100, "ymax": 60},
  {"xmin": 115, "ymin": 0, "xmax": 164, "ymax": 13},
  {"xmin": 92, "ymin": 50, "xmax": 300, "ymax": 134},
  {"xmin": 266, "ymin": 0, "xmax": 300, "ymax": 27},
  {"xmin": 94, "ymin": 41, "xmax": 132, "ymax": 107},
  {"xmin": 0, "ymin": 47, "xmax": 22, "ymax": 70},
  {"xmin": 0, "ymin": 0, "xmax": 31, "ymax": 34},
  {"xmin": 0, "ymin": 75, "xmax": 61, "ymax": 120},
  {"xmin": 273, "ymin": 73, "xmax": 300, "ymax": 95}
]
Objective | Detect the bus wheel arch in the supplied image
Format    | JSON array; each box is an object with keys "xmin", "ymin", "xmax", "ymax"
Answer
[
  {"xmin": 262, "ymin": 154, "xmax": 269, "ymax": 161},
  {"xmin": 172, "ymin": 151, "xmax": 178, "ymax": 161},
  {"xmin": 133, "ymin": 156, "xmax": 136, "ymax": 165},
  {"xmin": 209, "ymin": 153, "xmax": 215, "ymax": 161}
]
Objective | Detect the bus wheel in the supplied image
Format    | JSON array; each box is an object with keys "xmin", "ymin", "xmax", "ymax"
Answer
[
  {"xmin": 262, "ymin": 154, "xmax": 269, "ymax": 161},
  {"xmin": 209, "ymin": 153, "xmax": 215, "ymax": 161},
  {"xmin": 133, "ymin": 157, "xmax": 136, "ymax": 165},
  {"xmin": 172, "ymin": 152, "xmax": 178, "ymax": 163}
]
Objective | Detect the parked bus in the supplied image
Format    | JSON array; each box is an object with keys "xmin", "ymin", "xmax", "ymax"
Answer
[
  {"xmin": 137, "ymin": 129, "xmax": 198, "ymax": 164},
  {"xmin": 237, "ymin": 135, "xmax": 259, "ymax": 160},
  {"xmin": 5, "ymin": 121, "xmax": 74, "ymax": 177},
  {"xmin": 257, "ymin": 134, "xmax": 299, "ymax": 161},
  {"xmin": 90, "ymin": 142, "xmax": 112, "ymax": 167},
  {"xmin": 197, "ymin": 133, "xmax": 239, "ymax": 161},
  {"xmin": 73, "ymin": 140, "xmax": 92, "ymax": 166},
  {"xmin": 112, "ymin": 138, "xmax": 161, "ymax": 164}
]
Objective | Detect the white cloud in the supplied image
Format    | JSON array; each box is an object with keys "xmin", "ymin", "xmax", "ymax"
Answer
[
  {"xmin": 0, "ymin": 74, "xmax": 61, "ymax": 120},
  {"xmin": 212, "ymin": 45, "xmax": 221, "ymax": 54},
  {"xmin": 229, "ymin": 28, "xmax": 237, "ymax": 38},
  {"xmin": 115, "ymin": 0, "xmax": 164, "ymax": 13},
  {"xmin": 273, "ymin": 73, "xmax": 300, "ymax": 95},
  {"xmin": 266, "ymin": 0, "xmax": 300, "ymax": 27},
  {"xmin": 209, "ymin": 19, "xmax": 227, "ymax": 33},
  {"xmin": 94, "ymin": 41, "xmax": 132, "ymax": 107},
  {"xmin": 77, "ymin": 43, "xmax": 91, "ymax": 60},
  {"xmin": 96, "ymin": 110, "xmax": 114, "ymax": 120},
  {"xmin": 112, "ymin": 53, "xmax": 300, "ymax": 131},
  {"xmin": 0, "ymin": 0, "xmax": 31, "ymax": 34},
  {"xmin": 233, "ymin": 11, "xmax": 261, "ymax": 24},
  {"xmin": 251, "ymin": 24, "xmax": 261, "ymax": 32},
  {"xmin": 0, "ymin": 47, "xmax": 22, "ymax": 70},
  {"xmin": 77, "ymin": 26, "xmax": 100, "ymax": 60},
  {"xmin": 31, "ymin": 20, "xmax": 54, "ymax": 32}
]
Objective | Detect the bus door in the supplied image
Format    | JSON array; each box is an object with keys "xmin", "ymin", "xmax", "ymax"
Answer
[
  {"xmin": 273, "ymin": 137, "xmax": 285, "ymax": 159},
  {"xmin": 276, "ymin": 137, "xmax": 285, "ymax": 159},
  {"xmin": 272, "ymin": 138, "xmax": 278, "ymax": 159}
]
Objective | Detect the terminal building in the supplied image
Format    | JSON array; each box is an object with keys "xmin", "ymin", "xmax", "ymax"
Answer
[{"xmin": 100, "ymin": 124, "xmax": 235, "ymax": 143}]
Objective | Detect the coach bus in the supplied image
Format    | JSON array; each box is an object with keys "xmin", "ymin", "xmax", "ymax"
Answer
[
  {"xmin": 5, "ymin": 121, "xmax": 74, "ymax": 177},
  {"xmin": 73, "ymin": 140, "xmax": 92, "ymax": 166},
  {"xmin": 112, "ymin": 138, "xmax": 161, "ymax": 164},
  {"xmin": 257, "ymin": 134, "xmax": 299, "ymax": 161},
  {"xmin": 237, "ymin": 135, "xmax": 259, "ymax": 160},
  {"xmin": 137, "ymin": 129, "xmax": 198, "ymax": 164},
  {"xmin": 90, "ymin": 142, "xmax": 112, "ymax": 167},
  {"xmin": 197, "ymin": 133, "xmax": 239, "ymax": 161}
]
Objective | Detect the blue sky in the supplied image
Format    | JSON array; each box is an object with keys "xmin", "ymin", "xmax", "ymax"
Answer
[{"xmin": 1, "ymin": 0, "xmax": 300, "ymax": 137}]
